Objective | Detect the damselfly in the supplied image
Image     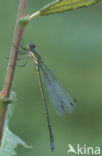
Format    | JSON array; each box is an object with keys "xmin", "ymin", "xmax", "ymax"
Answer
[{"xmin": 17, "ymin": 43, "xmax": 77, "ymax": 151}]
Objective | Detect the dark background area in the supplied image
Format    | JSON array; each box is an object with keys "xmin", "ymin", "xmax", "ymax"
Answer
[{"xmin": 0, "ymin": 0, "xmax": 102, "ymax": 155}]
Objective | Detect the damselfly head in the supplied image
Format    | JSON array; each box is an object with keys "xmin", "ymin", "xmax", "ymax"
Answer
[{"xmin": 26, "ymin": 43, "xmax": 35, "ymax": 51}]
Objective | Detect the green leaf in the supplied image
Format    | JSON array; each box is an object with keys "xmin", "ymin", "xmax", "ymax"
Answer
[
  {"xmin": 0, "ymin": 127, "xmax": 30, "ymax": 156},
  {"xmin": 40, "ymin": 0, "xmax": 100, "ymax": 15},
  {"xmin": 0, "ymin": 91, "xmax": 31, "ymax": 156}
]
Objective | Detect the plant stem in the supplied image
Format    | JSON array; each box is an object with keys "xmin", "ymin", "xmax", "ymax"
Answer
[
  {"xmin": 29, "ymin": 11, "xmax": 40, "ymax": 21},
  {"xmin": 0, "ymin": 0, "xmax": 27, "ymax": 146}
]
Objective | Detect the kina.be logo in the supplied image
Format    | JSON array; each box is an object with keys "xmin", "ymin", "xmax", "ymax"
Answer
[{"xmin": 67, "ymin": 144, "xmax": 101, "ymax": 155}]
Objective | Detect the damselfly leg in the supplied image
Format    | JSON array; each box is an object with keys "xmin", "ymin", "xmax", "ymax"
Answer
[{"xmin": 11, "ymin": 42, "xmax": 29, "ymax": 67}]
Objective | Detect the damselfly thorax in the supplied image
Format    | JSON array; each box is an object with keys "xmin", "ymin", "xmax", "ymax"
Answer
[{"xmin": 27, "ymin": 44, "xmax": 42, "ymax": 66}]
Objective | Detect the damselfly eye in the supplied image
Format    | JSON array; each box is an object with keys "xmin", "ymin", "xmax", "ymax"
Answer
[{"xmin": 29, "ymin": 43, "xmax": 35, "ymax": 49}]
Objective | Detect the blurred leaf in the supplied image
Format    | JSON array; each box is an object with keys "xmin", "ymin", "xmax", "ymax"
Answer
[
  {"xmin": 40, "ymin": 0, "xmax": 99, "ymax": 15},
  {"xmin": 0, "ymin": 91, "xmax": 31, "ymax": 156},
  {"xmin": 0, "ymin": 128, "xmax": 30, "ymax": 156}
]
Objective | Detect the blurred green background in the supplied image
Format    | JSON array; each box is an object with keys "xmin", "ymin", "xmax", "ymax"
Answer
[{"xmin": 0, "ymin": 0, "xmax": 102, "ymax": 155}]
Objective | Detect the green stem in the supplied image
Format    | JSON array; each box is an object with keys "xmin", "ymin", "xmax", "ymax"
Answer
[
  {"xmin": 29, "ymin": 11, "xmax": 40, "ymax": 21},
  {"xmin": 19, "ymin": 11, "xmax": 40, "ymax": 26}
]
